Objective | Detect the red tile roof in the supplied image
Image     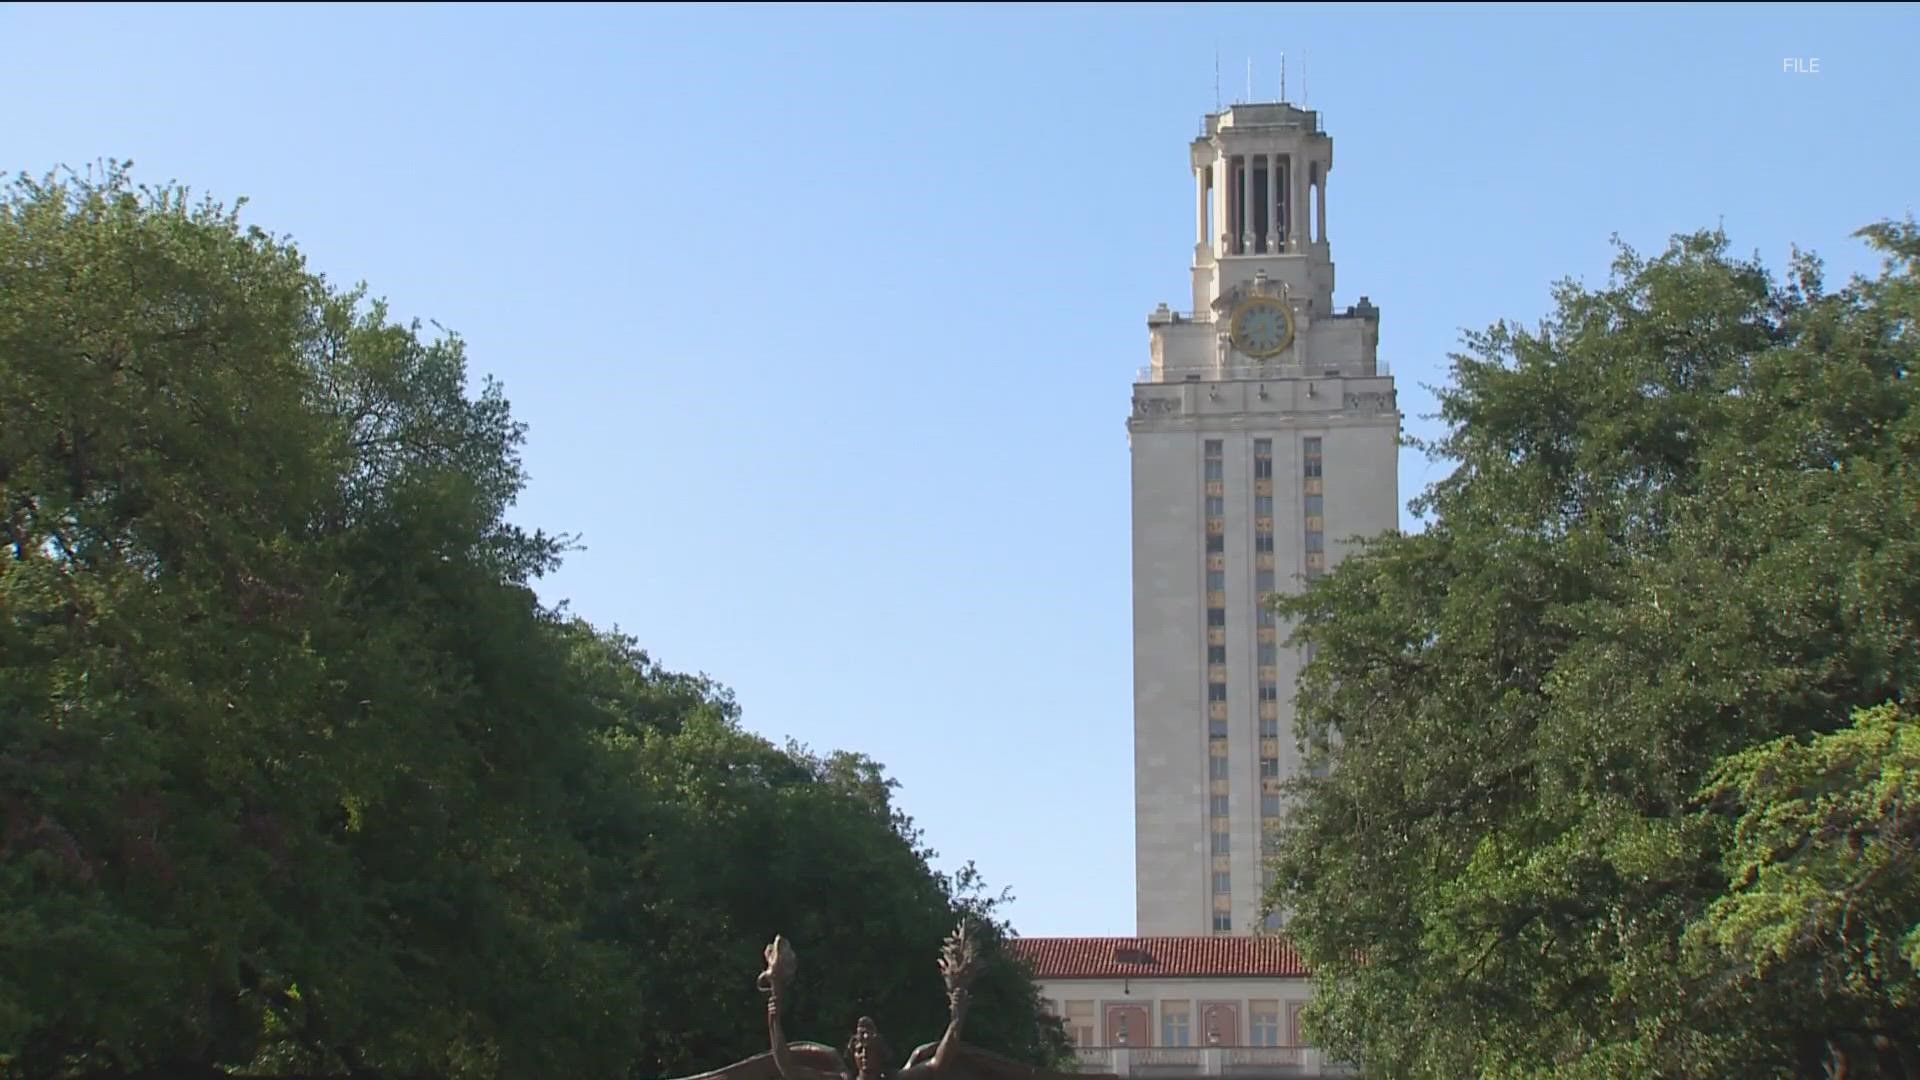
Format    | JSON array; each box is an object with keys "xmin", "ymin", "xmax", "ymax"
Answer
[{"xmin": 1008, "ymin": 936, "xmax": 1310, "ymax": 979}]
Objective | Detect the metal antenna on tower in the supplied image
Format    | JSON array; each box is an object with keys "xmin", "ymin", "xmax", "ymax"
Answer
[
  {"xmin": 1214, "ymin": 49, "xmax": 1221, "ymax": 110},
  {"xmin": 1245, "ymin": 57, "xmax": 1252, "ymax": 103},
  {"xmin": 1280, "ymin": 52, "xmax": 1287, "ymax": 103},
  {"xmin": 1303, "ymin": 50, "xmax": 1309, "ymax": 107}
]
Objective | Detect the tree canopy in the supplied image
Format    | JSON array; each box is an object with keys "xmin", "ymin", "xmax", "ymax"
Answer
[
  {"xmin": 1263, "ymin": 220, "xmax": 1920, "ymax": 1078},
  {"xmin": 0, "ymin": 163, "xmax": 1067, "ymax": 1080}
]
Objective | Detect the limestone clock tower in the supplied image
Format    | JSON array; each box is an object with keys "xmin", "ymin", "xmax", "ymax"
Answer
[{"xmin": 1129, "ymin": 102, "xmax": 1401, "ymax": 937}]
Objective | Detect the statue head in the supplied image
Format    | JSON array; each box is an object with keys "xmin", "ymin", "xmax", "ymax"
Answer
[{"xmin": 845, "ymin": 1016, "xmax": 892, "ymax": 1080}]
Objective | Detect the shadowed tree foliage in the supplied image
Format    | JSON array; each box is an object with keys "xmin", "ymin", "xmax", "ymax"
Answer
[
  {"xmin": 1260, "ymin": 219, "xmax": 1920, "ymax": 1078},
  {"xmin": 0, "ymin": 163, "xmax": 1066, "ymax": 1080}
]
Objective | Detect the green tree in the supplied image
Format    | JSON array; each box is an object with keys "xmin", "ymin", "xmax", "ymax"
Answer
[
  {"xmin": 1, "ymin": 164, "xmax": 1062, "ymax": 1080},
  {"xmin": 1261, "ymin": 220, "xmax": 1920, "ymax": 1077},
  {"xmin": 1692, "ymin": 703, "xmax": 1920, "ymax": 1078}
]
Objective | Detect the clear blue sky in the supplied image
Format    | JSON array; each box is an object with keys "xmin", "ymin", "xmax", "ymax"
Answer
[{"xmin": 5, "ymin": 2, "xmax": 1914, "ymax": 938}]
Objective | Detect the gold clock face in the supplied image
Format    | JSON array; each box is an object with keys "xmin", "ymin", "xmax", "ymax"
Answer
[{"xmin": 1231, "ymin": 297, "xmax": 1295, "ymax": 359}]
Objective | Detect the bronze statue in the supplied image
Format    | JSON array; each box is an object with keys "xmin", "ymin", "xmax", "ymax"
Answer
[{"xmin": 666, "ymin": 922, "xmax": 1108, "ymax": 1080}]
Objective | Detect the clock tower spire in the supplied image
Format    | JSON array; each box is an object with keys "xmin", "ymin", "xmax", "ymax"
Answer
[{"xmin": 1127, "ymin": 100, "xmax": 1401, "ymax": 938}]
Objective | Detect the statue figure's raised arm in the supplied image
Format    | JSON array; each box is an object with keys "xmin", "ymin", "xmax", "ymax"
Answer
[
  {"xmin": 763, "ymin": 936, "xmax": 796, "ymax": 1064},
  {"xmin": 922, "ymin": 985, "xmax": 970, "ymax": 1073},
  {"xmin": 651, "ymin": 937, "xmax": 844, "ymax": 1080},
  {"xmin": 759, "ymin": 936, "xmax": 844, "ymax": 1080},
  {"xmin": 900, "ymin": 922, "xmax": 982, "ymax": 1078}
]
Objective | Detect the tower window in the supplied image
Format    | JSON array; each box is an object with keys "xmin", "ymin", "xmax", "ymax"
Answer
[
  {"xmin": 1252, "ymin": 158, "xmax": 1270, "ymax": 253},
  {"xmin": 1309, "ymin": 163, "xmax": 1321, "ymax": 245},
  {"xmin": 1204, "ymin": 164, "xmax": 1215, "ymax": 246},
  {"xmin": 1275, "ymin": 157, "xmax": 1289, "ymax": 247}
]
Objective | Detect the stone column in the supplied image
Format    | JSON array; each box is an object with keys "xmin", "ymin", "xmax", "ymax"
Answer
[{"xmin": 1216, "ymin": 156, "xmax": 1232, "ymax": 257}]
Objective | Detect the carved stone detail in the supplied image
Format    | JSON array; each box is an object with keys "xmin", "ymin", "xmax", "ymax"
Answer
[{"xmin": 1343, "ymin": 390, "xmax": 1396, "ymax": 412}]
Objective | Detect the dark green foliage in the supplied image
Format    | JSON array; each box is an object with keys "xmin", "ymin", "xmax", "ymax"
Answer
[
  {"xmin": 0, "ymin": 164, "xmax": 1065, "ymax": 1080},
  {"xmin": 1262, "ymin": 219, "xmax": 1920, "ymax": 1078}
]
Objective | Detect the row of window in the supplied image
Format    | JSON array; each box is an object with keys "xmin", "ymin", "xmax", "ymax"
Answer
[
  {"xmin": 1047, "ymin": 999, "xmax": 1300, "ymax": 1049},
  {"xmin": 1202, "ymin": 435, "xmax": 1326, "ymax": 937},
  {"xmin": 1209, "ymin": 795, "xmax": 1285, "ymax": 817},
  {"xmin": 1203, "ymin": 441, "xmax": 1231, "ymax": 927},
  {"xmin": 1254, "ymin": 439, "xmax": 1281, "ymax": 870},
  {"xmin": 1227, "ymin": 439, "xmax": 1267, "ymax": 937},
  {"xmin": 1303, "ymin": 438, "xmax": 1326, "ymax": 582},
  {"xmin": 1204, "ymin": 441, "xmax": 1327, "ymax": 501},
  {"xmin": 1201, "ymin": 497, "xmax": 1322, "ymax": 523}
]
